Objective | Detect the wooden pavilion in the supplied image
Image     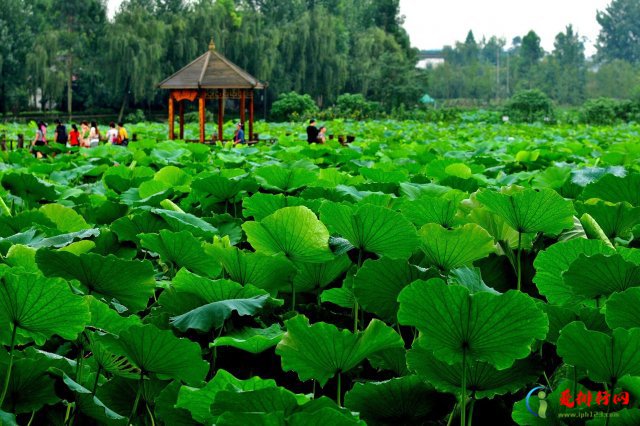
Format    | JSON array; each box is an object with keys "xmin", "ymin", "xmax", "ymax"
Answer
[{"xmin": 158, "ymin": 40, "xmax": 264, "ymax": 143}]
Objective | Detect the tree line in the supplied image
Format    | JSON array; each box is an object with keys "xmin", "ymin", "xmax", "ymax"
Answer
[
  {"xmin": 0, "ymin": 0, "xmax": 422, "ymax": 119},
  {"xmin": 0, "ymin": 0, "xmax": 639, "ymax": 120}
]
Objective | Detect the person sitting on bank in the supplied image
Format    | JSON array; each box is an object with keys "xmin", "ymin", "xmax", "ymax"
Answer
[
  {"xmin": 306, "ymin": 119, "xmax": 319, "ymax": 143},
  {"xmin": 317, "ymin": 126, "xmax": 327, "ymax": 144},
  {"xmin": 233, "ymin": 122, "xmax": 245, "ymax": 145},
  {"xmin": 31, "ymin": 121, "xmax": 48, "ymax": 158},
  {"xmin": 106, "ymin": 122, "xmax": 119, "ymax": 145},
  {"xmin": 117, "ymin": 122, "xmax": 129, "ymax": 146}
]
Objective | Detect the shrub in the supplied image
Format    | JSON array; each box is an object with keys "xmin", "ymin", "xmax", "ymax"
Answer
[
  {"xmin": 270, "ymin": 92, "xmax": 319, "ymax": 121},
  {"xmin": 334, "ymin": 93, "xmax": 381, "ymax": 120},
  {"xmin": 125, "ymin": 109, "xmax": 146, "ymax": 123},
  {"xmin": 580, "ymin": 98, "xmax": 640, "ymax": 125},
  {"xmin": 502, "ymin": 89, "xmax": 555, "ymax": 123}
]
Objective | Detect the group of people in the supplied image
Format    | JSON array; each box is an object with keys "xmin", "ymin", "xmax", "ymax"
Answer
[
  {"xmin": 31, "ymin": 119, "xmax": 129, "ymax": 156},
  {"xmin": 306, "ymin": 119, "xmax": 327, "ymax": 144}
]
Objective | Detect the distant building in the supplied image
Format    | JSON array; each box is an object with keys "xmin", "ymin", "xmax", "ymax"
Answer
[{"xmin": 417, "ymin": 50, "xmax": 445, "ymax": 68}]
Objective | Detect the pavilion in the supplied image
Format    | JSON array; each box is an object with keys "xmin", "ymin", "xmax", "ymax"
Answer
[{"xmin": 158, "ymin": 39, "xmax": 264, "ymax": 143}]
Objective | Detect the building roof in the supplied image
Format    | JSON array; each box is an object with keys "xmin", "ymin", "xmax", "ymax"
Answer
[{"xmin": 158, "ymin": 40, "xmax": 264, "ymax": 90}]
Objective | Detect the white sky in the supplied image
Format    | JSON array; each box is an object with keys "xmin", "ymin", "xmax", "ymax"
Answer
[
  {"xmin": 399, "ymin": 0, "xmax": 612, "ymax": 56},
  {"xmin": 107, "ymin": 0, "xmax": 611, "ymax": 56}
]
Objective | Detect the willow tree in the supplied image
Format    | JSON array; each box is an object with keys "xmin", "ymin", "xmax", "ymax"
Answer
[
  {"xmin": 25, "ymin": 32, "xmax": 66, "ymax": 111},
  {"xmin": 104, "ymin": 4, "xmax": 166, "ymax": 121}
]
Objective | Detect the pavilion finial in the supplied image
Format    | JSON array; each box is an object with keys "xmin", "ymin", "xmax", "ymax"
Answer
[{"xmin": 209, "ymin": 37, "xmax": 216, "ymax": 51}]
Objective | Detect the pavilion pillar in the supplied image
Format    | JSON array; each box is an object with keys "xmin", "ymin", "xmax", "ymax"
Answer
[
  {"xmin": 178, "ymin": 101, "xmax": 185, "ymax": 140},
  {"xmin": 240, "ymin": 90, "xmax": 246, "ymax": 127},
  {"xmin": 198, "ymin": 91, "xmax": 205, "ymax": 143},
  {"xmin": 249, "ymin": 91, "xmax": 254, "ymax": 141},
  {"xmin": 217, "ymin": 89, "xmax": 224, "ymax": 142},
  {"xmin": 168, "ymin": 93, "xmax": 175, "ymax": 140}
]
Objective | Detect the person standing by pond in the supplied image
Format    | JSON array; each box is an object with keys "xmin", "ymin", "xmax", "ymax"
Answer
[
  {"xmin": 317, "ymin": 126, "xmax": 327, "ymax": 144},
  {"xmin": 53, "ymin": 119, "xmax": 68, "ymax": 146},
  {"xmin": 233, "ymin": 122, "xmax": 245, "ymax": 145},
  {"xmin": 306, "ymin": 119, "xmax": 319, "ymax": 143},
  {"xmin": 30, "ymin": 121, "xmax": 48, "ymax": 158},
  {"xmin": 68, "ymin": 124, "xmax": 80, "ymax": 147}
]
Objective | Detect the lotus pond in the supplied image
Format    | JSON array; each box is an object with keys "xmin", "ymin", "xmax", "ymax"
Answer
[{"xmin": 0, "ymin": 119, "xmax": 640, "ymax": 425}]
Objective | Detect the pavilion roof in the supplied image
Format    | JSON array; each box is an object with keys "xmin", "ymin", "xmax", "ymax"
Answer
[{"xmin": 158, "ymin": 40, "xmax": 264, "ymax": 90}]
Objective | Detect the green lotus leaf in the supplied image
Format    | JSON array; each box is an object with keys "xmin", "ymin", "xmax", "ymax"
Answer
[
  {"xmin": 418, "ymin": 223, "xmax": 495, "ymax": 271},
  {"xmin": 170, "ymin": 294, "xmax": 270, "ymax": 332},
  {"xmin": 0, "ymin": 410, "xmax": 17, "ymax": 426},
  {"xmin": 397, "ymin": 278, "xmax": 548, "ymax": 369},
  {"xmin": 205, "ymin": 240, "xmax": 296, "ymax": 292},
  {"xmin": 558, "ymin": 322, "xmax": 640, "ymax": 385},
  {"xmin": 52, "ymin": 369, "xmax": 127, "ymax": 423},
  {"xmin": 111, "ymin": 211, "xmax": 167, "ymax": 244},
  {"xmin": 1, "ymin": 172, "xmax": 57, "ymax": 204},
  {"xmin": 563, "ymin": 253, "xmax": 640, "ymax": 303},
  {"xmin": 88, "ymin": 333, "xmax": 140, "ymax": 379},
  {"xmin": 176, "ymin": 369, "xmax": 278, "ymax": 424},
  {"xmin": 212, "ymin": 324, "xmax": 284, "ymax": 354},
  {"xmin": 477, "ymin": 187, "xmax": 575, "ymax": 234},
  {"xmin": 192, "ymin": 174, "xmax": 248, "ymax": 204},
  {"xmin": 5, "ymin": 244, "xmax": 37, "ymax": 271},
  {"xmin": 606, "ymin": 287, "xmax": 640, "ymax": 329},
  {"xmin": 0, "ymin": 358, "xmax": 58, "ymax": 414},
  {"xmin": 216, "ymin": 411, "xmax": 285, "ymax": 426},
  {"xmin": 211, "ymin": 386, "xmax": 305, "ymax": 417},
  {"xmin": 400, "ymin": 182, "xmax": 451, "ymax": 200},
  {"xmin": 0, "ymin": 228, "xmax": 100, "ymax": 254},
  {"xmin": 292, "ymin": 255, "xmax": 352, "ymax": 293},
  {"xmin": 320, "ymin": 202, "xmax": 418, "ymax": 259},
  {"xmin": 0, "ymin": 211, "xmax": 55, "ymax": 238},
  {"xmin": 575, "ymin": 200, "xmax": 640, "ymax": 239},
  {"xmin": 401, "ymin": 194, "xmax": 461, "ymax": 228},
  {"xmin": 582, "ymin": 173, "xmax": 640, "ymax": 206},
  {"xmin": 468, "ymin": 207, "xmax": 534, "ymax": 250},
  {"xmin": 511, "ymin": 379, "xmax": 591, "ymax": 425},
  {"xmin": 344, "ymin": 376, "xmax": 455, "ymax": 424},
  {"xmin": 95, "ymin": 376, "xmax": 167, "ymax": 421},
  {"xmin": 276, "ymin": 315, "xmax": 404, "ymax": 386},
  {"xmin": 587, "ymin": 409, "xmax": 640, "ymax": 426},
  {"xmin": 40, "ymin": 203, "xmax": 90, "ymax": 232},
  {"xmin": 448, "ymin": 266, "xmax": 500, "ymax": 295},
  {"xmin": 60, "ymin": 240, "xmax": 96, "ymax": 255},
  {"xmin": 153, "ymin": 381, "xmax": 199, "ymax": 426},
  {"xmin": 367, "ymin": 347, "xmax": 409, "ymax": 376},
  {"xmin": 86, "ymin": 296, "xmax": 142, "ymax": 335},
  {"xmin": 154, "ymin": 165, "xmax": 192, "ymax": 188},
  {"xmin": 287, "ymin": 407, "xmax": 362, "ymax": 426},
  {"xmin": 0, "ymin": 270, "xmax": 90, "ymax": 345},
  {"xmin": 353, "ymin": 257, "xmax": 431, "ymax": 322},
  {"xmin": 533, "ymin": 239, "xmax": 615, "ymax": 305},
  {"xmin": 36, "ymin": 249, "xmax": 156, "ymax": 313},
  {"xmin": 254, "ymin": 165, "xmax": 317, "ymax": 193},
  {"xmin": 102, "ymin": 165, "xmax": 154, "ymax": 193},
  {"xmin": 243, "ymin": 206, "xmax": 333, "ymax": 263},
  {"xmin": 408, "ymin": 343, "xmax": 540, "ymax": 399},
  {"xmin": 151, "ymin": 208, "xmax": 218, "ymax": 238},
  {"xmin": 140, "ymin": 229, "xmax": 221, "ymax": 277},
  {"xmin": 320, "ymin": 286, "xmax": 355, "ymax": 309},
  {"xmin": 242, "ymin": 193, "xmax": 323, "ymax": 222},
  {"xmin": 112, "ymin": 324, "xmax": 208, "ymax": 385}
]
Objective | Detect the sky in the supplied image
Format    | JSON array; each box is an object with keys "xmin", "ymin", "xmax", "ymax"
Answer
[
  {"xmin": 399, "ymin": 0, "xmax": 611, "ymax": 57},
  {"xmin": 106, "ymin": 0, "xmax": 612, "ymax": 57}
]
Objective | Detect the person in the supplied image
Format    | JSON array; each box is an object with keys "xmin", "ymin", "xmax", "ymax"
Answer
[
  {"xmin": 79, "ymin": 121, "xmax": 90, "ymax": 147},
  {"xmin": 31, "ymin": 121, "xmax": 48, "ymax": 158},
  {"xmin": 317, "ymin": 126, "xmax": 327, "ymax": 144},
  {"xmin": 233, "ymin": 122, "xmax": 245, "ymax": 145},
  {"xmin": 88, "ymin": 121, "xmax": 100, "ymax": 147},
  {"xmin": 106, "ymin": 122, "xmax": 119, "ymax": 145},
  {"xmin": 68, "ymin": 124, "xmax": 80, "ymax": 147},
  {"xmin": 306, "ymin": 119, "xmax": 319, "ymax": 143},
  {"xmin": 53, "ymin": 119, "xmax": 68, "ymax": 146},
  {"xmin": 117, "ymin": 122, "xmax": 129, "ymax": 146}
]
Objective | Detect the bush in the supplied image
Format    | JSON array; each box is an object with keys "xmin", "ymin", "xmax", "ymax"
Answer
[
  {"xmin": 579, "ymin": 98, "xmax": 640, "ymax": 125},
  {"xmin": 183, "ymin": 110, "xmax": 215, "ymax": 123},
  {"xmin": 503, "ymin": 89, "xmax": 555, "ymax": 123},
  {"xmin": 125, "ymin": 109, "xmax": 146, "ymax": 123},
  {"xmin": 334, "ymin": 93, "xmax": 381, "ymax": 120},
  {"xmin": 270, "ymin": 92, "xmax": 319, "ymax": 121}
]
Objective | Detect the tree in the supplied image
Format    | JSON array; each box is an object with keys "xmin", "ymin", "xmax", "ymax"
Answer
[
  {"xmin": 587, "ymin": 59, "xmax": 640, "ymax": 99},
  {"xmin": 0, "ymin": 0, "xmax": 33, "ymax": 114},
  {"xmin": 596, "ymin": 0, "xmax": 640, "ymax": 63},
  {"xmin": 551, "ymin": 25, "xmax": 586, "ymax": 104},
  {"xmin": 516, "ymin": 30, "xmax": 543, "ymax": 89}
]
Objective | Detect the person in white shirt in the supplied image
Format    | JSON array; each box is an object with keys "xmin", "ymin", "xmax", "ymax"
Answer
[{"xmin": 106, "ymin": 122, "xmax": 119, "ymax": 145}]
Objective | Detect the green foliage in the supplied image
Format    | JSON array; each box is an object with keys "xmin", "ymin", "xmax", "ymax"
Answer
[
  {"xmin": 270, "ymin": 92, "xmax": 319, "ymax": 121},
  {"xmin": 502, "ymin": 89, "xmax": 555, "ymax": 123}
]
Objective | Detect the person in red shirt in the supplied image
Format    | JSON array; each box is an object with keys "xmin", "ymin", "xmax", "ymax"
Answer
[{"xmin": 68, "ymin": 124, "xmax": 80, "ymax": 147}]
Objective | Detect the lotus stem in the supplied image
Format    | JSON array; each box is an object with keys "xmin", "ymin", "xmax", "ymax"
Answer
[
  {"xmin": 605, "ymin": 379, "xmax": 616, "ymax": 426},
  {"xmin": 27, "ymin": 410, "xmax": 36, "ymax": 426},
  {"xmin": 291, "ymin": 280, "xmax": 296, "ymax": 311},
  {"xmin": 516, "ymin": 232, "xmax": 522, "ymax": 291},
  {"xmin": 461, "ymin": 350, "xmax": 467, "ymax": 426},
  {"xmin": 337, "ymin": 372, "xmax": 342, "ymax": 407},
  {"xmin": 353, "ymin": 250, "xmax": 364, "ymax": 332},
  {"xmin": 145, "ymin": 401, "xmax": 156, "ymax": 426},
  {"xmin": 0, "ymin": 196, "xmax": 11, "ymax": 217},
  {"xmin": 467, "ymin": 397, "xmax": 475, "ymax": 426},
  {"xmin": 0, "ymin": 322, "xmax": 17, "ymax": 407},
  {"xmin": 128, "ymin": 373, "xmax": 144, "ymax": 425},
  {"xmin": 92, "ymin": 366, "xmax": 102, "ymax": 395},
  {"xmin": 446, "ymin": 402, "xmax": 458, "ymax": 426}
]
